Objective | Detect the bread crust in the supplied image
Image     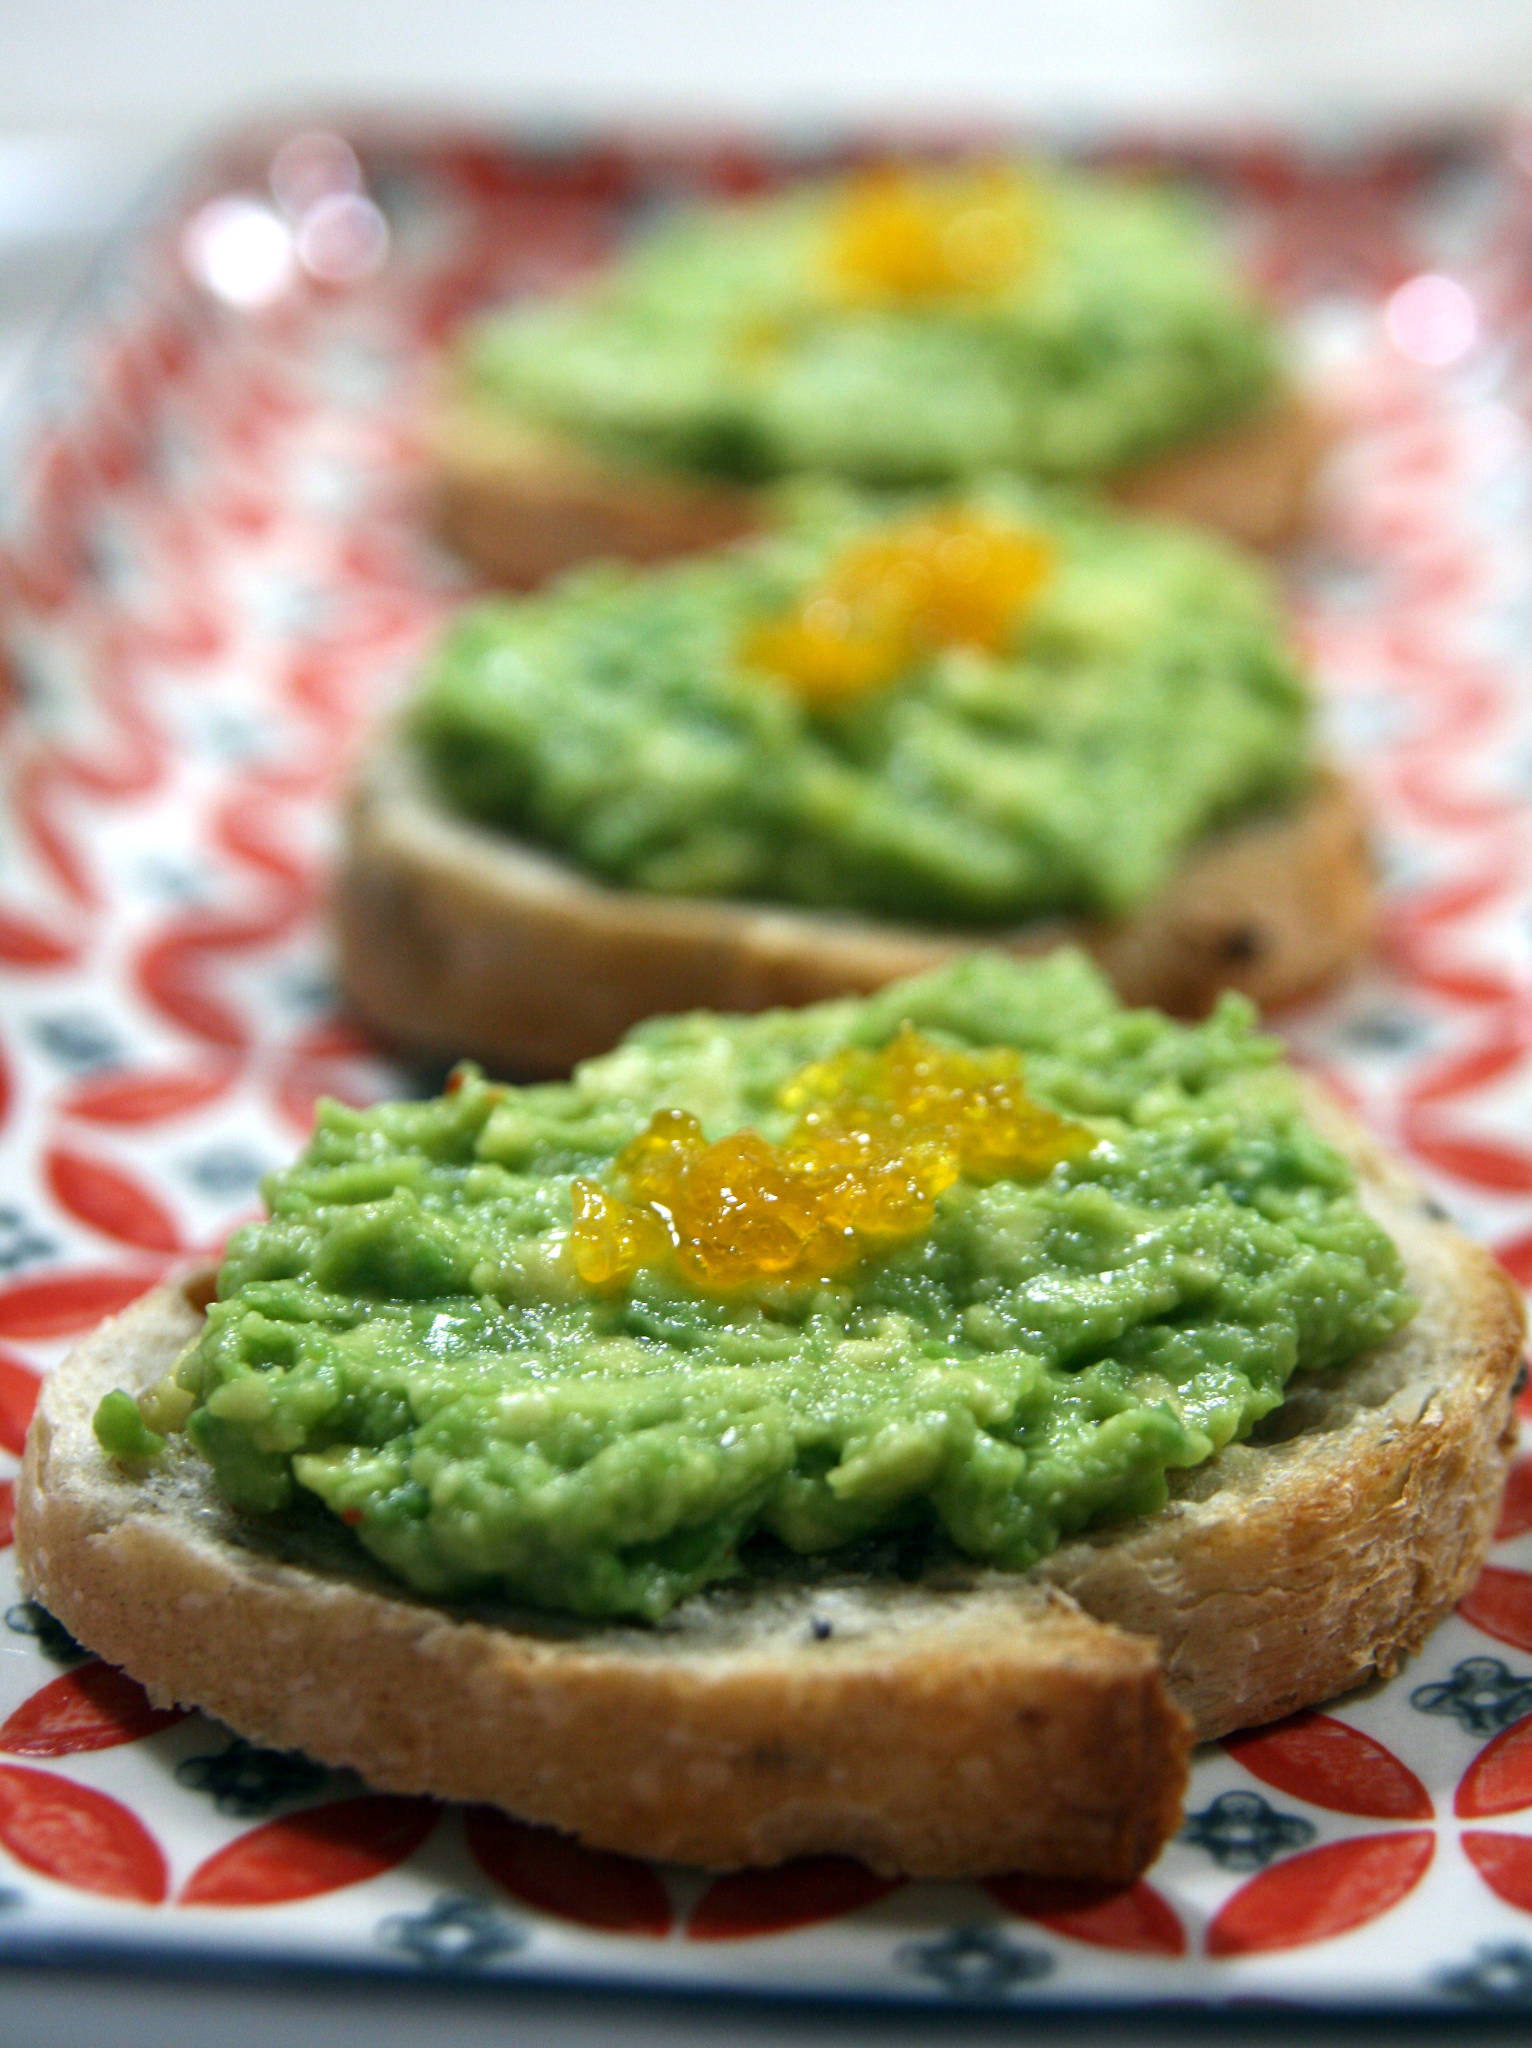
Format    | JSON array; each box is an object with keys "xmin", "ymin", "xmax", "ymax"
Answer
[
  {"xmin": 430, "ymin": 402, "xmax": 759, "ymax": 589},
  {"xmin": 1040, "ymin": 1087, "xmax": 1527, "ymax": 1736},
  {"xmin": 1108, "ymin": 391, "xmax": 1335, "ymax": 548},
  {"xmin": 430, "ymin": 391, "xmax": 1331, "ymax": 586},
  {"xmin": 15, "ymin": 1093, "xmax": 1523, "ymax": 1879},
  {"xmin": 17, "ymin": 1278, "xmax": 1188, "ymax": 1882},
  {"xmin": 335, "ymin": 741, "xmax": 1373, "ymax": 1073}
]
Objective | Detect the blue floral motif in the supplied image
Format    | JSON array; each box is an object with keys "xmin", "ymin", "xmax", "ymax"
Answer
[
  {"xmin": 377, "ymin": 1894, "xmax": 524, "ymax": 1972},
  {"xmin": 1339, "ymin": 1007, "xmax": 1428, "ymax": 1054},
  {"xmin": 1436, "ymin": 1942, "xmax": 1532, "ymax": 2007},
  {"xmin": 180, "ymin": 1143, "xmax": 271, "ymax": 1197},
  {"xmin": 29, "ymin": 1010, "xmax": 124, "ymax": 1073},
  {"xmin": 274, "ymin": 964, "xmax": 339, "ymax": 1018},
  {"xmin": 1179, "ymin": 1790, "xmax": 1316, "ymax": 1872},
  {"xmin": 1412, "ymin": 1657, "xmax": 1532, "ymax": 1736},
  {"xmin": 896, "ymin": 1924, "xmax": 1053, "ymax": 2001},
  {"xmin": 0, "ymin": 1207, "xmax": 56, "ymax": 1275},
  {"xmin": 175, "ymin": 1738, "xmax": 328, "ymax": 1816},
  {"xmin": 134, "ymin": 857, "xmax": 212, "ymax": 907},
  {"xmin": 4, "ymin": 1602, "xmax": 87, "ymax": 1665}
]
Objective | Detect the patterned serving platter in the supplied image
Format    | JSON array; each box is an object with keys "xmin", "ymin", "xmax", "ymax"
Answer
[{"xmin": 0, "ymin": 118, "xmax": 1530, "ymax": 2014}]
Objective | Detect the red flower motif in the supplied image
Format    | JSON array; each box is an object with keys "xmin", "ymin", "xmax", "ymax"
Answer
[
  {"xmin": 1498, "ymin": 1460, "xmax": 1532, "ymax": 1543},
  {"xmin": 1225, "ymin": 1712, "xmax": 1432, "ymax": 1820},
  {"xmin": 1403, "ymin": 1026, "xmax": 1532, "ymax": 1109},
  {"xmin": 181, "ymin": 1796, "xmax": 438, "ymax": 1907},
  {"xmin": 986, "ymin": 1874, "xmax": 1184, "ymax": 1955},
  {"xmin": 0, "ymin": 1349, "xmax": 42, "ymax": 1455},
  {"xmin": 0, "ymin": 1267, "xmax": 165, "ymax": 1340},
  {"xmin": 1462, "ymin": 1832, "xmax": 1532, "ymax": 1916},
  {"xmin": 1398, "ymin": 1127, "xmax": 1532, "ymax": 1196},
  {"xmin": 1205, "ymin": 1831, "xmax": 1434, "ymax": 1956},
  {"xmin": 45, "ymin": 1148, "xmax": 183, "ymax": 1256},
  {"xmin": 0, "ymin": 1663, "xmax": 187, "ymax": 1757},
  {"xmin": 1498, "ymin": 1232, "xmax": 1532, "ymax": 1293},
  {"xmin": 0, "ymin": 1764, "xmax": 167, "ymax": 1902},
  {"xmin": 689, "ymin": 1857, "xmax": 901, "ymax": 1941},
  {"xmin": 15, "ymin": 757, "xmax": 99, "ymax": 909},
  {"xmin": 135, "ymin": 922, "xmax": 267, "ymax": 1051},
  {"xmin": 465, "ymin": 1809, "xmax": 672, "ymax": 1936},
  {"xmin": 1457, "ymin": 1717, "xmax": 1532, "ymax": 1819},
  {"xmin": 1460, "ymin": 1567, "xmax": 1532, "ymax": 1655},
  {"xmin": 0, "ymin": 909, "xmax": 78, "ymax": 968},
  {"xmin": 61, "ymin": 1059, "xmax": 239, "ymax": 1126}
]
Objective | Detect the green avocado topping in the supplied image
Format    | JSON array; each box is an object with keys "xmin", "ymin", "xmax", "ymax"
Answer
[
  {"xmin": 92, "ymin": 1388, "xmax": 166, "ymax": 1463},
  {"xmin": 461, "ymin": 166, "xmax": 1280, "ymax": 485},
  {"xmin": 110, "ymin": 954, "xmax": 1415, "ymax": 1622},
  {"xmin": 410, "ymin": 482, "xmax": 1312, "ymax": 923}
]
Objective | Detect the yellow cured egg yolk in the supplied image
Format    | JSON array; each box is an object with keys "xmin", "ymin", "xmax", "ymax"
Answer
[
  {"xmin": 740, "ymin": 508, "xmax": 1054, "ymax": 709},
  {"xmin": 570, "ymin": 1024, "xmax": 1093, "ymax": 1293},
  {"xmin": 824, "ymin": 165, "xmax": 1040, "ymax": 306}
]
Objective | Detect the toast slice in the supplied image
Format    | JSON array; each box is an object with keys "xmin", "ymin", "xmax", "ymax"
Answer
[
  {"xmin": 430, "ymin": 391, "xmax": 1331, "ymax": 588},
  {"xmin": 336, "ymin": 741, "xmax": 1373, "ymax": 1074},
  {"xmin": 15, "ymin": 1092, "xmax": 1522, "ymax": 1880}
]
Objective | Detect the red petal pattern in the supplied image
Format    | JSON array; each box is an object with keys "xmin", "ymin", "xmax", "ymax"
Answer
[
  {"xmin": 465, "ymin": 1809, "xmax": 672, "ymax": 1935},
  {"xmin": 0, "ymin": 1663, "xmax": 188, "ymax": 1757},
  {"xmin": 0, "ymin": 1267, "xmax": 165, "ymax": 1340},
  {"xmin": 61, "ymin": 1061, "xmax": 238, "ymax": 1125},
  {"xmin": 0, "ymin": 1349, "xmax": 42, "ymax": 1455},
  {"xmin": 986, "ymin": 1874, "xmax": 1185, "ymax": 1955},
  {"xmin": 0, "ymin": 910, "xmax": 77, "ymax": 967},
  {"xmin": 45, "ymin": 1148, "xmax": 183, "ymax": 1255},
  {"xmin": 1224, "ymin": 1712, "xmax": 1431, "ymax": 1820},
  {"xmin": 1462, "ymin": 1831, "xmax": 1532, "ymax": 1915},
  {"xmin": 1498, "ymin": 1231, "xmax": 1532, "ymax": 1292},
  {"xmin": 1460, "ymin": 1567, "xmax": 1532, "ymax": 1654},
  {"xmin": 689, "ymin": 1857, "xmax": 901, "ymax": 1941},
  {"xmin": 181, "ymin": 1796, "xmax": 438, "ymax": 1907},
  {"xmin": 1399, "ymin": 1131, "xmax": 1532, "ymax": 1195},
  {"xmin": 0, "ymin": 1763, "xmax": 167, "ymax": 1902},
  {"xmin": 1497, "ymin": 1459, "xmax": 1532, "ymax": 1542},
  {"xmin": 1205, "ymin": 1831, "xmax": 1434, "ymax": 1956},
  {"xmin": 1457, "ymin": 1717, "xmax": 1532, "ymax": 1819}
]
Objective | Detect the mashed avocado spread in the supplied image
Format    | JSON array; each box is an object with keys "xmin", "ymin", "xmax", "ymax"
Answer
[
  {"xmin": 101, "ymin": 955, "xmax": 1415, "ymax": 1621},
  {"xmin": 411, "ymin": 483, "xmax": 1312, "ymax": 922},
  {"xmin": 462, "ymin": 164, "xmax": 1280, "ymax": 484}
]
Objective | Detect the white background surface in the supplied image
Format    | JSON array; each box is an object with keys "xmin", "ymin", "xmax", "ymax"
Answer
[
  {"xmin": 4, "ymin": 0, "xmax": 1532, "ymax": 411},
  {"xmin": 5, "ymin": 0, "xmax": 1532, "ymax": 132},
  {"xmin": 4, "ymin": 0, "xmax": 1532, "ymax": 410}
]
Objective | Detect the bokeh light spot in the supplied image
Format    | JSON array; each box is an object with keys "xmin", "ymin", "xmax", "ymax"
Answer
[
  {"xmin": 1383, "ymin": 273, "xmax": 1478, "ymax": 368},
  {"xmin": 181, "ymin": 196, "xmax": 295, "ymax": 308},
  {"xmin": 269, "ymin": 131, "xmax": 362, "ymax": 219},
  {"xmin": 295, "ymin": 193, "xmax": 390, "ymax": 284}
]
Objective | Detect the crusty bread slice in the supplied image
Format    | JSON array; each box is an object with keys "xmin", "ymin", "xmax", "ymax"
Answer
[
  {"xmin": 1108, "ymin": 390, "xmax": 1335, "ymax": 548},
  {"xmin": 430, "ymin": 391, "xmax": 1331, "ymax": 587},
  {"xmin": 1039, "ymin": 1085, "xmax": 1525, "ymax": 1738},
  {"xmin": 15, "ymin": 1093, "xmax": 1523, "ymax": 1879},
  {"xmin": 18, "ymin": 1277, "xmax": 1190, "ymax": 1883},
  {"xmin": 430, "ymin": 401, "xmax": 759, "ymax": 590},
  {"xmin": 336, "ymin": 740, "xmax": 1373, "ymax": 1074}
]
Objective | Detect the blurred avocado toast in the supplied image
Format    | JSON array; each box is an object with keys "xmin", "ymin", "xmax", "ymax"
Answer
[
  {"xmin": 434, "ymin": 160, "xmax": 1329, "ymax": 584},
  {"xmin": 17, "ymin": 954, "xmax": 1524, "ymax": 1879},
  {"xmin": 341, "ymin": 480, "xmax": 1369, "ymax": 1073}
]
